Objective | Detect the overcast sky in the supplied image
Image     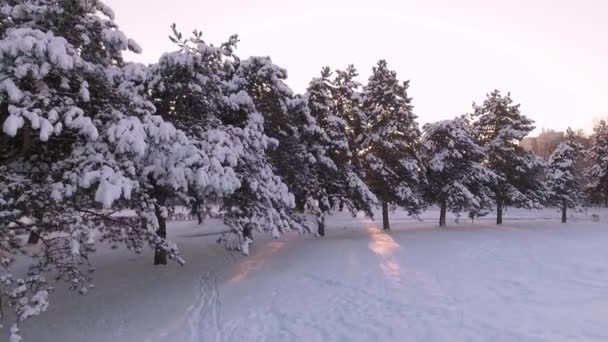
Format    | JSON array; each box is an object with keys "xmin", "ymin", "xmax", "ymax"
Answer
[{"xmin": 106, "ymin": 0, "xmax": 608, "ymax": 134}]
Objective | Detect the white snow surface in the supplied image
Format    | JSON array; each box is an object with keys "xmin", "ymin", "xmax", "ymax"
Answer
[{"xmin": 7, "ymin": 208, "xmax": 608, "ymax": 342}]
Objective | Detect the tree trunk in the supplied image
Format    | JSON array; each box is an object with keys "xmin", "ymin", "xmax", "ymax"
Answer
[
  {"xmin": 562, "ymin": 200, "xmax": 567, "ymax": 223},
  {"xmin": 439, "ymin": 200, "xmax": 447, "ymax": 227},
  {"xmin": 27, "ymin": 232, "xmax": 39, "ymax": 244},
  {"xmin": 317, "ymin": 216, "xmax": 325, "ymax": 237},
  {"xmin": 382, "ymin": 201, "xmax": 390, "ymax": 231},
  {"xmin": 154, "ymin": 205, "xmax": 167, "ymax": 265},
  {"xmin": 192, "ymin": 198, "xmax": 204, "ymax": 224},
  {"xmin": 496, "ymin": 197, "xmax": 503, "ymax": 225},
  {"xmin": 243, "ymin": 224, "xmax": 254, "ymax": 241}
]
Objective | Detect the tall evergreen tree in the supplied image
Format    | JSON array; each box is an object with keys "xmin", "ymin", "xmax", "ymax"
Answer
[
  {"xmin": 546, "ymin": 128, "xmax": 585, "ymax": 223},
  {"xmin": 471, "ymin": 90, "xmax": 547, "ymax": 224},
  {"xmin": 0, "ymin": 0, "xmax": 208, "ymax": 335},
  {"xmin": 421, "ymin": 118, "xmax": 496, "ymax": 226},
  {"xmin": 299, "ymin": 67, "xmax": 376, "ymax": 235},
  {"xmin": 148, "ymin": 29, "xmax": 304, "ymax": 254},
  {"xmin": 227, "ymin": 55, "xmax": 309, "ymax": 250},
  {"xmin": 301, "ymin": 67, "xmax": 340, "ymax": 235},
  {"xmin": 333, "ymin": 65, "xmax": 368, "ymax": 155},
  {"xmin": 360, "ymin": 60, "xmax": 425, "ymax": 230},
  {"xmin": 332, "ymin": 65, "xmax": 376, "ymax": 213},
  {"xmin": 586, "ymin": 120, "xmax": 608, "ymax": 207},
  {"xmin": 123, "ymin": 61, "xmax": 240, "ymax": 265}
]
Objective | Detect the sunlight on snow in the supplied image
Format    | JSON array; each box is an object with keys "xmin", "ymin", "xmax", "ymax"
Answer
[
  {"xmin": 230, "ymin": 239, "xmax": 288, "ymax": 283},
  {"xmin": 366, "ymin": 226, "xmax": 402, "ymax": 282}
]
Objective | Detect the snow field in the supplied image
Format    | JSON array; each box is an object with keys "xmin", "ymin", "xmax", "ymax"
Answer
[{"xmin": 7, "ymin": 208, "xmax": 608, "ymax": 342}]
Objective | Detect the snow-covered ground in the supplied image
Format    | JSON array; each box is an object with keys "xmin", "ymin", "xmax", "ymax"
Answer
[{"xmin": 8, "ymin": 207, "xmax": 608, "ymax": 342}]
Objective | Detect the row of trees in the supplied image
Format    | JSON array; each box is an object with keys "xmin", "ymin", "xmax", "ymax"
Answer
[
  {"xmin": 423, "ymin": 95, "xmax": 607, "ymax": 227},
  {"xmin": 1, "ymin": 1, "xmax": 607, "ymax": 338}
]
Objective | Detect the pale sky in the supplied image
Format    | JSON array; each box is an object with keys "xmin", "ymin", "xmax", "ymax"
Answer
[{"xmin": 106, "ymin": 0, "xmax": 608, "ymax": 134}]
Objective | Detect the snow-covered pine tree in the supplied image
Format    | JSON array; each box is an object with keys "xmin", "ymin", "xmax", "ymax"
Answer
[
  {"xmin": 332, "ymin": 65, "xmax": 377, "ymax": 215},
  {"xmin": 421, "ymin": 117, "xmax": 496, "ymax": 226},
  {"xmin": 546, "ymin": 128, "xmax": 585, "ymax": 223},
  {"xmin": 230, "ymin": 55, "xmax": 315, "ymax": 235},
  {"xmin": 333, "ymin": 65, "xmax": 368, "ymax": 156},
  {"xmin": 359, "ymin": 60, "xmax": 425, "ymax": 230},
  {"xmin": 298, "ymin": 67, "xmax": 376, "ymax": 235},
  {"xmin": 225, "ymin": 55, "xmax": 307, "ymax": 251},
  {"xmin": 0, "ymin": 0, "xmax": 205, "ymax": 335},
  {"xmin": 148, "ymin": 29, "xmax": 304, "ymax": 254},
  {"xmin": 572, "ymin": 130, "xmax": 593, "ymax": 211},
  {"xmin": 470, "ymin": 90, "xmax": 547, "ymax": 224},
  {"xmin": 301, "ymin": 67, "xmax": 337, "ymax": 234},
  {"xmin": 120, "ymin": 62, "xmax": 241, "ymax": 265},
  {"xmin": 586, "ymin": 119, "xmax": 608, "ymax": 207},
  {"xmin": 280, "ymin": 94, "xmax": 323, "ymax": 214}
]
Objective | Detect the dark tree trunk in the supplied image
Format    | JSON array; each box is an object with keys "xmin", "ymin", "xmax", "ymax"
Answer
[
  {"xmin": 562, "ymin": 200, "xmax": 567, "ymax": 223},
  {"xmin": 27, "ymin": 232, "xmax": 39, "ymax": 244},
  {"xmin": 192, "ymin": 198, "xmax": 204, "ymax": 224},
  {"xmin": 154, "ymin": 203, "xmax": 167, "ymax": 265},
  {"xmin": 605, "ymin": 197, "xmax": 608, "ymax": 208},
  {"xmin": 496, "ymin": 197, "xmax": 503, "ymax": 225},
  {"xmin": 439, "ymin": 200, "xmax": 447, "ymax": 227},
  {"xmin": 317, "ymin": 216, "xmax": 325, "ymax": 237},
  {"xmin": 243, "ymin": 224, "xmax": 254, "ymax": 241},
  {"xmin": 295, "ymin": 195, "xmax": 306, "ymax": 213},
  {"xmin": 382, "ymin": 201, "xmax": 390, "ymax": 231}
]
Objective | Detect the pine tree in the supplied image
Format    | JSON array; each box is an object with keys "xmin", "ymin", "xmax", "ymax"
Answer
[
  {"xmin": 333, "ymin": 65, "xmax": 368, "ymax": 156},
  {"xmin": 332, "ymin": 65, "xmax": 377, "ymax": 215},
  {"xmin": 586, "ymin": 120, "xmax": 608, "ymax": 207},
  {"xmin": 300, "ymin": 67, "xmax": 337, "ymax": 235},
  {"xmin": 470, "ymin": 90, "xmax": 547, "ymax": 224},
  {"xmin": 224, "ymin": 56, "xmax": 306, "ymax": 252},
  {"xmin": 359, "ymin": 60, "xmax": 425, "ymax": 230},
  {"xmin": 0, "ymin": 1, "xmax": 213, "ymax": 333},
  {"xmin": 148, "ymin": 29, "xmax": 304, "ymax": 254},
  {"xmin": 422, "ymin": 117, "xmax": 496, "ymax": 226},
  {"xmin": 299, "ymin": 67, "xmax": 376, "ymax": 235},
  {"xmin": 146, "ymin": 27, "xmax": 247, "ymax": 257},
  {"xmin": 128, "ymin": 61, "xmax": 241, "ymax": 264},
  {"xmin": 546, "ymin": 128, "xmax": 585, "ymax": 222},
  {"xmin": 271, "ymin": 93, "xmax": 320, "ymax": 214}
]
